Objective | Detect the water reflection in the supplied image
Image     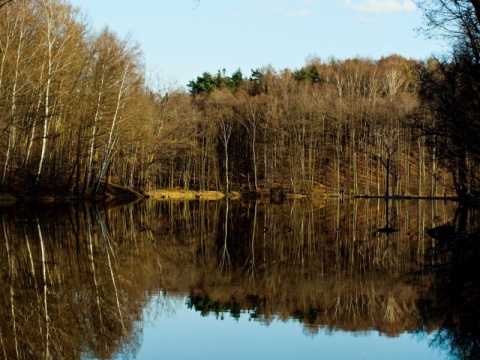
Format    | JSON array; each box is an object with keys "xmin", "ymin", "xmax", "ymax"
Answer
[
  {"xmin": 0, "ymin": 198, "xmax": 478, "ymax": 359},
  {"xmin": 139, "ymin": 293, "xmax": 444, "ymax": 360},
  {"xmin": 421, "ymin": 203, "xmax": 480, "ymax": 360}
]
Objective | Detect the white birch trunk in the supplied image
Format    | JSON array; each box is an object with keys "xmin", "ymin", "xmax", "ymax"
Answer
[{"xmin": 93, "ymin": 60, "xmax": 130, "ymax": 197}]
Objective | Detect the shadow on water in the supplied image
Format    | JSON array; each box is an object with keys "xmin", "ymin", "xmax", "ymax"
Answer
[
  {"xmin": 0, "ymin": 198, "xmax": 478, "ymax": 359},
  {"xmin": 421, "ymin": 203, "xmax": 480, "ymax": 360}
]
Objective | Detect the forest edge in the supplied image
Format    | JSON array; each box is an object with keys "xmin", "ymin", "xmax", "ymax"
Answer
[{"xmin": 0, "ymin": 183, "xmax": 462, "ymax": 205}]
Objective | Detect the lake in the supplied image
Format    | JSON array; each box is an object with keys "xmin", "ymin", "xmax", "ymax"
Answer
[{"xmin": 1, "ymin": 198, "xmax": 478, "ymax": 359}]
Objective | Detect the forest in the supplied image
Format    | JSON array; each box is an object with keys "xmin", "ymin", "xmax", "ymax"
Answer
[{"xmin": 1, "ymin": 0, "xmax": 479, "ymax": 201}]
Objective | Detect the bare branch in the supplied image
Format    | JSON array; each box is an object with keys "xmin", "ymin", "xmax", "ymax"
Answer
[
  {"xmin": 0, "ymin": 0, "xmax": 14, "ymax": 9},
  {"xmin": 470, "ymin": 0, "xmax": 480, "ymax": 21}
]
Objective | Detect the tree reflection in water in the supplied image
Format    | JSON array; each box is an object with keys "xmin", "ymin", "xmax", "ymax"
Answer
[
  {"xmin": 422, "ymin": 204, "xmax": 480, "ymax": 360},
  {"xmin": 0, "ymin": 203, "xmax": 146, "ymax": 359},
  {"xmin": 0, "ymin": 198, "xmax": 478, "ymax": 359}
]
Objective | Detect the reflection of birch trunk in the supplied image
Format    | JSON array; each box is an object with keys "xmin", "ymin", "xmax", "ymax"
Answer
[
  {"xmin": 35, "ymin": 214, "xmax": 50, "ymax": 359},
  {"xmin": 333, "ymin": 295, "xmax": 342, "ymax": 320},
  {"xmin": 247, "ymin": 201, "xmax": 257, "ymax": 279},
  {"xmin": 85, "ymin": 205, "xmax": 104, "ymax": 332},
  {"xmin": 383, "ymin": 295, "xmax": 401, "ymax": 323},
  {"xmin": 298, "ymin": 208, "xmax": 305, "ymax": 266},
  {"xmin": 220, "ymin": 200, "xmax": 231, "ymax": 271},
  {"xmin": 23, "ymin": 223, "xmax": 43, "ymax": 341},
  {"xmin": 94, "ymin": 205, "xmax": 126, "ymax": 333},
  {"xmin": 2, "ymin": 214, "xmax": 19, "ymax": 359},
  {"xmin": 367, "ymin": 287, "xmax": 378, "ymax": 320}
]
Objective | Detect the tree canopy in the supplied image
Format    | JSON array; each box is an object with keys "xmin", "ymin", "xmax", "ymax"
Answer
[{"xmin": 187, "ymin": 68, "xmax": 244, "ymax": 95}]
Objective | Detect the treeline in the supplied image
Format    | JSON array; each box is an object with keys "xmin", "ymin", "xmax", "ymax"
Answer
[
  {"xmin": 182, "ymin": 58, "xmax": 443, "ymax": 197},
  {"xmin": 133, "ymin": 55, "xmax": 451, "ymax": 197},
  {"xmin": 1, "ymin": 0, "xmax": 478, "ymax": 199}
]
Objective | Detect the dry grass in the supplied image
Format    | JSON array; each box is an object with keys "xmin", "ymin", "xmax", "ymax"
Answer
[
  {"xmin": 0, "ymin": 194, "xmax": 17, "ymax": 204},
  {"xmin": 146, "ymin": 189, "xmax": 225, "ymax": 200},
  {"xmin": 145, "ymin": 187, "xmax": 339, "ymax": 201}
]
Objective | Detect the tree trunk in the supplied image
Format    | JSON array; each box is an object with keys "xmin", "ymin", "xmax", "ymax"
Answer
[{"xmin": 93, "ymin": 61, "xmax": 130, "ymax": 197}]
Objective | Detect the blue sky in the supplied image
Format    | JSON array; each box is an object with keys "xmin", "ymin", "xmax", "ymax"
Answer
[{"xmin": 69, "ymin": 0, "xmax": 446, "ymax": 90}]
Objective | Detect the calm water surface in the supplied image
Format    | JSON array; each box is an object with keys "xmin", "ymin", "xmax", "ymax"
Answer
[{"xmin": 1, "ymin": 198, "xmax": 478, "ymax": 359}]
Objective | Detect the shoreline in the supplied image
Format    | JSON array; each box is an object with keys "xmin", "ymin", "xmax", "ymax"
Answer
[
  {"xmin": 144, "ymin": 189, "xmax": 460, "ymax": 202},
  {"xmin": 1, "ymin": 185, "xmax": 462, "ymax": 204},
  {"xmin": 0, "ymin": 183, "xmax": 144, "ymax": 205}
]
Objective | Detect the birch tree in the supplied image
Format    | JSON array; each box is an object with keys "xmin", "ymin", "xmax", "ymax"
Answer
[
  {"xmin": 92, "ymin": 33, "xmax": 143, "ymax": 197},
  {"xmin": 34, "ymin": 0, "xmax": 85, "ymax": 187}
]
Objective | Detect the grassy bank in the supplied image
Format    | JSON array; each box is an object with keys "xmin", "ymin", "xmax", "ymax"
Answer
[{"xmin": 145, "ymin": 189, "xmax": 227, "ymax": 200}]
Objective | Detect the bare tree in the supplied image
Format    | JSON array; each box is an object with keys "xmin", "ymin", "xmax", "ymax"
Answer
[{"xmin": 416, "ymin": 0, "xmax": 480, "ymax": 199}]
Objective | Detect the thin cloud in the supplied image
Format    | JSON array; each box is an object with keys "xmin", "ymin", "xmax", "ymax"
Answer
[
  {"xmin": 273, "ymin": 7, "xmax": 312, "ymax": 16},
  {"xmin": 342, "ymin": 0, "xmax": 416, "ymax": 14}
]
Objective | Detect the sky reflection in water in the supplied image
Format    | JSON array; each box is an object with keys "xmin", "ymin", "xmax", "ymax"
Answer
[{"xmin": 132, "ymin": 295, "xmax": 447, "ymax": 360}]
